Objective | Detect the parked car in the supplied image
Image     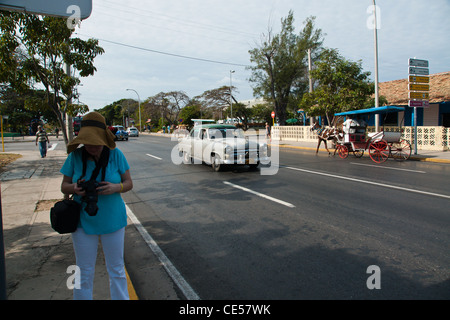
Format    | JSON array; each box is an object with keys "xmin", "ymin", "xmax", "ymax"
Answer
[
  {"xmin": 177, "ymin": 124, "xmax": 269, "ymax": 172},
  {"xmin": 127, "ymin": 127, "xmax": 139, "ymax": 137},
  {"xmin": 113, "ymin": 125, "xmax": 128, "ymax": 141}
]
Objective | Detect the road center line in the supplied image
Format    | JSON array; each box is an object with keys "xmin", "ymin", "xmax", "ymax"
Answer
[
  {"xmin": 285, "ymin": 166, "xmax": 450, "ymax": 200},
  {"xmin": 146, "ymin": 153, "xmax": 162, "ymax": 160},
  {"xmin": 223, "ymin": 181, "xmax": 295, "ymax": 208},
  {"xmin": 350, "ymin": 162, "xmax": 426, "ymax": 173},
  {"xmin": 126, "ymin": 205, "xmax": 200, "ymax": 300}
]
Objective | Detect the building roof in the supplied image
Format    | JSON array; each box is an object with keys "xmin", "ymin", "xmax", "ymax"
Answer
[{"xmin": 378, "ymin": 71, "xmax": 450, "ymax": 105}]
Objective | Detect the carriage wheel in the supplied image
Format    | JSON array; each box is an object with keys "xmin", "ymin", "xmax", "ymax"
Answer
[
  {"xmin": 353, "ymin": 149, "xmax": 364, "ymax": 158},
  {"xmin": 337, "ymin": 144, "xmax": 349, "ymax": 159},
  {"xmin": 369, "ymin": 139, "xmax": 389, "ymax": 163},
  {"xmin": 391, "ymin": 139, "xmax": 412, "ymax": 161}
]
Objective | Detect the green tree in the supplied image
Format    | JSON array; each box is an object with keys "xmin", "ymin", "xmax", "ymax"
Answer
[
  {"xmin": 251, "ymin": 103, "xmax": 273, "ymax": 124},
  {"xmin": 96, "ymin": 99, "xmax": 132, "ymax": 126},
  {"xmin": 224, "ymin": 103, "xmax": 252, "ymax": 130},
  {"xmin": 300, "ymin": 48, "xmax": 374, "ymax": 125},
  {"xmin": 195, "ymin": 85, "xmax": 236, "ymax": 120},
  {"xmin": 248, "ymin": 12, "xmax": 324, "ymax": 125},
  {"xmin": 152, "ymin": 91, "xmax": 190, "ymax": 125},
  {"xmin": 179, "ymin": 104, "xmax": 201, "ymax": 128},
  {"xmin": 0, "ymin": 86, "xmax": 57, "ymax": 133},
  {"xmin": 0, "ymin": 12, "xmax": 104, "ymax": 145}
]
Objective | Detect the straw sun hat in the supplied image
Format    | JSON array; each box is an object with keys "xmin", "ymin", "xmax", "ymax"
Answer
[{"xmin": 67, "ymin": 112, "xmax": 116, "ymax": 154}]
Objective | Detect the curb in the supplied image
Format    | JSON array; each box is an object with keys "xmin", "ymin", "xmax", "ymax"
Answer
[{"xmin": 125, "ymin": 268, "xmax": 139, "ymax": 300}]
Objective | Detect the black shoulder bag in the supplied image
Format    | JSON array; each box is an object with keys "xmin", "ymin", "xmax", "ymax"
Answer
[
  {"xmin": 50, "ymin": 197, "xmax": 81, "ymax": 234},
  {"xmin": 50, "ymin": 147, "xmax": 109, "ymax": 234}
]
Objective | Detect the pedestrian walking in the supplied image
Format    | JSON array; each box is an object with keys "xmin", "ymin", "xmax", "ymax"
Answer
[
  {"xmin": 35, "ymin": 125, "xmax": 50, "ymax": 158},
  {"xmin": 60, "ymin": 112, "xmax": 133, "ymax": 300},
  {"xmin": 265, "ymin": 122, "xmax": 271, "ymax": 141}
]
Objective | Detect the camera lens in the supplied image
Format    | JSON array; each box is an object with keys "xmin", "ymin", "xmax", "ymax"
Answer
[
  {"xmin": 78, "ymin": 180, "xmax": 99, "ymax": 216},
  {"xmin": 85, "ymin": 202, "xmax": 98, "ymax": 216}
]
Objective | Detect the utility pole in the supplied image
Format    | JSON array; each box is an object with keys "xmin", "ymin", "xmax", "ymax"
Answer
[
  {"xmin": 230, "ymin": 70, "xmax": 235, "ymax": 123},
  {"xmin": 65, "ymin": 62, "xmax": 74, "ymax": 142},
  {"xmin": 0, "ymin": 189, "xmax": 7, "ymax": 300},
  {"xmin": 308, "ymin": 49, "xmax": 314, "ymax": 125},
  {"xmin": 126, "ymin": 89, "xmax": 141, "ymax": 131},
  {"xmin": 372, "ymin": 0, "xmax": 380, "ymax": 132},
  {"xmin": 308, "ymin": 49, "xmax": 313, "ymax": 93}
]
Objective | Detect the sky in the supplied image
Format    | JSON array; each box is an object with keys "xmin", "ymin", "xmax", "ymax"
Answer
[{"xmin": 71, "ymin": 0, "xmax": 450, "ymax": 111}]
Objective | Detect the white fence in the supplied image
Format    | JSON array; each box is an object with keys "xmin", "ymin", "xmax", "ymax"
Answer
[{"xmin": 271, "ymin": 126, "xmax": 450, "ymax": 151}]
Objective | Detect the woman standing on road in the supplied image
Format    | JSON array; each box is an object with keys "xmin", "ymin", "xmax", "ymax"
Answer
[
  {"xmin": 35, "ymin": 125, "xmax": 49, "ymax": 158},
  {"xmin": 60, "ymin": 112, "xmax": 133, "ymax": 300}
]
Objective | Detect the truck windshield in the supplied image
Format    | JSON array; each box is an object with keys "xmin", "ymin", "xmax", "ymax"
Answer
[{"xmin": 208, "ymin": 128, "xmax": 244, "ymax": 139}]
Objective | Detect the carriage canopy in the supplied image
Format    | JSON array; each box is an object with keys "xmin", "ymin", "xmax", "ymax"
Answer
[{"xmin": 335, "ymin": 106, "xmax": 405, "ymax": 117}]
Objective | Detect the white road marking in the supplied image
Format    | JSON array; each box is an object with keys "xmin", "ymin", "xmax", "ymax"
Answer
[
  {"xmin": 48, "ymin": 143, "xmax": 57, "ymax": 151},
  {"xmin": 285, "ymin": 166, "xmax": 450, "ymax": 200},
  {"xmin": 146, "ymin": 153, "xmax": 162, "ymax": 160},
  {"xmin": 223, "ymin": 181, "xmax": 295, "ymax": 208},
  {"xmin": 350, "ymin": 162, "xmax": 426, "ymax": 173},
  {"xmin": 126, "ymin": 205, "xmax": 200, "ymax": 300}
]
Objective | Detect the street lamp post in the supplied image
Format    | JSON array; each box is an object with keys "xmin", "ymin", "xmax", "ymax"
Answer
[
  {"xmin": 126, "ymin": 89, "xmax": 141, "ymax": 131},
  {"xmin": 372, "ymin": 0, "xmax": 380, "ymax": 132},
  {"xmin": 230, "ymin": 70, "xmax": 235, "ymax": 123}
]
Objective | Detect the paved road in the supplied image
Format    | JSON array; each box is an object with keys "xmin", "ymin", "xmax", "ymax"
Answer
[{"xmin": 120, "ymin": 135, "xmax": 449, "ymax": 299}]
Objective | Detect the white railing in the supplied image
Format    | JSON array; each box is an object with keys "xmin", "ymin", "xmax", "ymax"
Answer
[{"xmin": 271, "ymin": 126, "xmax": 450, "ymax": 151}]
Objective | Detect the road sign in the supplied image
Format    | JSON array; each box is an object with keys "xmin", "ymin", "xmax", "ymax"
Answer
[
  {"xmin": 271, "ymin": 111, "xmax": 275, "ymax": 118},
  {"xmin": 409, "ymin": 67, "xmax": 429, "ymax": 75},
  {"xmin": 409, "ymin": 84, "xmax": 429, "ymax": 91},
  {"xmin": 0, "ymin": 0, "xmax": 92, "ymax": 19},
  {"xmin": 409, "ymin": 76, "xmax": 429, "ymax": 84},
  {"xmin": 409, "ymin": 92, "xmax": 429, "ymax": 100},
  {"xmin": 409, "ymin": 100, "xmax": 429, "ymax": 107},
  {"xmin": 409, "ymin": 58, "xmax": 429, "ymax": 68}
]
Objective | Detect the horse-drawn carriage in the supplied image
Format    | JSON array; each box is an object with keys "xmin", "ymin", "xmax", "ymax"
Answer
[{"xmin": 334, "ymin": 106, "xmax": 412, "ymax": 163}]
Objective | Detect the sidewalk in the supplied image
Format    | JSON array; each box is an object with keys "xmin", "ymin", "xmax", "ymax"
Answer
[
  {"xmin": 0, "ymin": 148, "xmax": 116, "ymax": 299},
  {"xmin": 0, "ymin": 142, "xmax": 179, "ymax": 300}
]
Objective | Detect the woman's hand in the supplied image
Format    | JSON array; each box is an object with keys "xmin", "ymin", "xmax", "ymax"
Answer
[
  {"xmin": 73, "ymin": 180, "xmax": 86, "ymax": 196},
  {"xmin": 96, "ymin": 181, "xmax": 121, "ymax": 195},
  {"xmin": 62, "ymin": 175, "xmax": 86, "ymax": 196},
  {"xmin": 96, "ymin": 170, "xmax": 133, "ymax": 195}
]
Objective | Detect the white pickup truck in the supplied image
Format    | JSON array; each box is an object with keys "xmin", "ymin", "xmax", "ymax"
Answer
[{"xmin": 177, "ymin": 124, "xmax": 269, "ymax": 172}]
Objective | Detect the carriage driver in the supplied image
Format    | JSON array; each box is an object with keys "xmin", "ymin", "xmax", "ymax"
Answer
[
  {"xmin": 343, "ymin": 116, "xmax": 367, "ymax": 142},
  {"xmin": 343, "ymin": 116, "xmax": 358, "ymax": 134},
  {"xmin": 343, "ymin": 116, "xmax": 367, "ymax": 134}
]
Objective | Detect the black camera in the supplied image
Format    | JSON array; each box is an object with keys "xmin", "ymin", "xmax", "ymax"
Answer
[{"xmin": 77, "ymin": 180, "xmax": 100, "ymax": 216}]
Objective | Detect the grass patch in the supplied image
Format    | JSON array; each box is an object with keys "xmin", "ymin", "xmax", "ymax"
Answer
[{"xmin": 0, "ymin": 153, "xmax": 22, "ymax": 167}]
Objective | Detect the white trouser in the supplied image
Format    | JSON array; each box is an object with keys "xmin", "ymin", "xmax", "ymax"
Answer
[{"xmin": 71, "ymin": 227, "xmax": 129, "ymax": 300}]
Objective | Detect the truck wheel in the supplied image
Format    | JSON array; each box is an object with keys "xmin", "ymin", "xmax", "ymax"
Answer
[
  {"xmin": 211, "ymin": 154, "xmax": 222, "ymax": 172},
  {"xmin": 183, "ymin": 151, "xmax": 192, "ymax": 164}
]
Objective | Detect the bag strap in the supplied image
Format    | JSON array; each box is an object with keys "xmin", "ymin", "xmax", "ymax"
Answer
[{"xmin": 80, "ymin": 146, "xmax": 110, "ymax": 182}]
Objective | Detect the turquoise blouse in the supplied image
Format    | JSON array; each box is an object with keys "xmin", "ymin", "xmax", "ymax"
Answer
[{"xmin": 60, "ymin": 147, "xmax": 130, "ymax": 235}]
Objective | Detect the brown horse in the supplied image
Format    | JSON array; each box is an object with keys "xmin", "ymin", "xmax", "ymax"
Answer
[{"xmin": 310, "ymin": 122, "xmax": 342, "ymax": 155}]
